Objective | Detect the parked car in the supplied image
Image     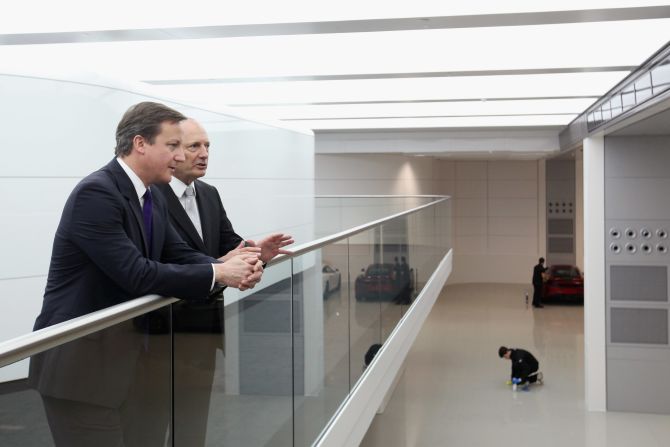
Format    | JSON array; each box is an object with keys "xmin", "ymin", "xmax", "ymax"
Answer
[
  {"xmin": 355, "ymin": 263, "xmax": 397, "ymax": 301},
  {"xmin": 544, "ymin": 264, "xmax": 584, "ymax": 301},
  {"xmin": 322, "ymin": 263, "xmax": 341, "ymax": 298}
]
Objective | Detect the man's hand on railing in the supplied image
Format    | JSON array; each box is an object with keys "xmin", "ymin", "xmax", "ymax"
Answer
[
  {"xmin": 218, "ymin": 242, "xmax": 261, "ymax": 263},
  {"xmin": 214, "ymin": 253, "xmax": 263, "ymax": 290},
  {"xmin": 245, "ymin": 233, "xmax": 294, "ymax": 263}
]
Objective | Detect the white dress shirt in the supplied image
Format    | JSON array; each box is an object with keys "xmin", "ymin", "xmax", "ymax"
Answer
[{"xmin": 169, "ymin": 177, "xmax": 203, "ymax": 240}]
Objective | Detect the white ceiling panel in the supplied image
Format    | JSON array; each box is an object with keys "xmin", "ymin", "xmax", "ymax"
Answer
[
  {"xmin": 1, "ymin": 20, "xmax": 666, "ymax": 81},
  {"xmin": 1, "ymin": 3, "xmax": 668, "ymax": 136}
]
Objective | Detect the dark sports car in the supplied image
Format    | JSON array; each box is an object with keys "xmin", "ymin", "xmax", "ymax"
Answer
[
  {"xmin": 355, "ymin": 264, "xmax": 396, "ymax": 301},
  {"xmin": 355, "ymin": 263, "xmax": 412, "ymax": 302}
]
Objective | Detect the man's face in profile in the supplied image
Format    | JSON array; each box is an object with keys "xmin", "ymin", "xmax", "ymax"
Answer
[
  {"xmin": 174, "ymin": 119, "xmax": 210, "ymax": 185},
  {"xmin": 142, "ymin": 121, "xmax": 185, "ymax": 184}
]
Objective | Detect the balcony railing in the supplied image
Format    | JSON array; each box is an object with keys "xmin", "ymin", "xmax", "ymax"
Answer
[{"xmin": 0, "ymin": 195, "xmax": 451, "ymax": 447}]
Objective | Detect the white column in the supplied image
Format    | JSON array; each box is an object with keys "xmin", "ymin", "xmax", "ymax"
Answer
[
  {"xmin": 575, "ymin": 149, "xmax": 584, "ymax": 271},
  {"xmin": 583, "ymin": 135, "xmax": 607, "ymax": 411}
]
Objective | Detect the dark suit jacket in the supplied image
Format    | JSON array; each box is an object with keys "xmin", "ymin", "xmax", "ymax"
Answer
[
  {"xmin": 154, "ymin": 180, "xmax": 243, "ymax": 259},
  {"xmin": 532, "ymin": 263, "xmax": 547, "ymax": 286},
  {"xmin": 30, "ymin": 159, "xmax": 218, "ymax": 407}
]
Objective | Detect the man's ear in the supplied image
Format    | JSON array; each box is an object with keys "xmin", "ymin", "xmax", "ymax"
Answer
[{"xmin": 133, "ymin": 135, "xmax": 146, "ymax": 154}]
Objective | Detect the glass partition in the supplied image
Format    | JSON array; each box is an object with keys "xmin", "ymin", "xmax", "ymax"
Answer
[
  {"xmin": 379, "ymin": 217, "xmax": 408, "ymax": 342},
  {"xmin": 292, "ymin": 243, "xmax": 349, "ymax": 446},
  {"xmin": 0, "ymin": 317, "xmax": 172, "ymax": 446},
  {"xmin": 348, "ymin": 226, "xmax": 382, "ymax": 389},
  {"xmin": 0, "ymin": 196, "xmax": 451, "ymax": 447},
  {"xmin": 200, "ymin": 260, "xmax": 294, "ymax": 447}
]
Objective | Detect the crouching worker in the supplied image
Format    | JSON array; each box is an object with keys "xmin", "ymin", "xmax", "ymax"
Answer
[{"xmin": 498, "ymin": 346, "xmax": 543, "ymax": 386}]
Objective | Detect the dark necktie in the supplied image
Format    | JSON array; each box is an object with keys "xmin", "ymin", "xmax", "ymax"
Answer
[{"xmin": 143, "ymin": 188, "xmax": 153, "ymax": 254}]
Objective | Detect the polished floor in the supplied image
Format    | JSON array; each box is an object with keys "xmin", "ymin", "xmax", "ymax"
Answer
[{"xmin": 360, "ymin": 283, "xmax": 670, "ymax": 447}]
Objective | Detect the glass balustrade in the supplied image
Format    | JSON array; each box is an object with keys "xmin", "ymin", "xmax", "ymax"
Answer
[{"xmin": 0, "ymin": 196, "xmax": 451, "ymax": 447}]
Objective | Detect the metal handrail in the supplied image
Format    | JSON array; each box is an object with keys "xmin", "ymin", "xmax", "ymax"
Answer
[
  {"xmin": 267, "ymin": 197, "xmax": 448, "ymax": 266},
  {"xmin": 315, "ymin": 195, "xmax": 448, "ymax": 198},
  {"xmin": 0, "ymin": 195, "xmax": 449, "ymax": 369}
]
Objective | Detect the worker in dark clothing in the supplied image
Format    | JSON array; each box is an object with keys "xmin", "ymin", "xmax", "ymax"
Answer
[
  {"xmin": 498, "ymin": 346, "xmax": 543, "ymax": 385},
  {"xmin": 532, "ymin": 257, "xmax": 548, "ymax": 308}
]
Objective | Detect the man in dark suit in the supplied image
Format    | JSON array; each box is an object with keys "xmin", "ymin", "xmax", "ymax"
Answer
[
  {"xmin": 154, "ymin": 117, "xmax": 293, "ymax": 445},
  {"xmin": 29, "ymin": 102, "xmax": 263, "ymax": 446},
  {"xmin": 532, "ymin": 257, "xmax": 548, "ymax": 308}
]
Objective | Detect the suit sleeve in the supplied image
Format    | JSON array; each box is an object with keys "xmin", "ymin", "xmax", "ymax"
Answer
[
  {"xmin": 68, "ymin": 181, "xmax": 213, "ymax": 301},
  {"xmin": 214, "ymin": 188, "xmax": 244, "ymax": 256}
]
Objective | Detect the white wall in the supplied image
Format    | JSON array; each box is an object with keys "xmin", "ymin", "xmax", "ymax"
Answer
[
  {"xmin": 0, "ymin": 72, "xmax": 314, "ymax": 380},
  {"xmin": 315, "ymin": 153, "xmax": 444, "ymax": 195},
  {"xmin": 450, "ymin": 160, "xmax": 542, "ymax": 284},
  {"xmin": 315, "ymin": 153, "xmax": 545, "ymax": 285}
]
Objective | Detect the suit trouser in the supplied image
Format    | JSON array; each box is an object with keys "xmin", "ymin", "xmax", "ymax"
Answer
[{"xmin": 532, "ymin": 283, "xmax": 543, "ymax": 306}]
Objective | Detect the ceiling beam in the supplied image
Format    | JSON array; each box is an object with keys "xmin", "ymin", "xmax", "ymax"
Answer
[
  {"xmin": 144, "ymin": 67, "xmax": 636, "ymax": 85},
  {"xmin": 2, "ymin": 6, "xmax": 669, "ymax": 45}
]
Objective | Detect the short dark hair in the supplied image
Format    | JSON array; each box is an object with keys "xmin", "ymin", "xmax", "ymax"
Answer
[
  {"xmin": 115, "ymin": 102, "xmax": 186, "ymax": 156},
  {"xmin": 498, "ymin": 346, "xmax": 509, "ymax": 358},
  {"xmin": 539, "ymin": 257, "xmax": 545, "ymax": 263}
]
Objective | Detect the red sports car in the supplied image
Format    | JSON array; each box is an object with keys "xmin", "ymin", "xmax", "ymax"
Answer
[{"xmin": 544, "ymin": 265, "xmax": 584, "ymax": 301}]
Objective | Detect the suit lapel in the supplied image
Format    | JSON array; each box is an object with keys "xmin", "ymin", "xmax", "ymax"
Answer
[
  {"xmin": 162, "ymin": 184, "xmax": 207, "ymax": 252},
  {"xmin": 195, "ymin": 181, "xmax": 214, "ymax": 254},
  {"xmin": 108, "ymin": 159, "xmax": 150, "ymax": 256}
]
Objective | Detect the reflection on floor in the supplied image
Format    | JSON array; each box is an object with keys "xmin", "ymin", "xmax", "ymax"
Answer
[{"xmin": 360, "ymin": 283, "xmax": 670, "ymax": 447}]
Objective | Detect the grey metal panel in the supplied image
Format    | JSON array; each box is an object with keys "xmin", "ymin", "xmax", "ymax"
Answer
[
  {"xmin": 605, "ymin": 136, "xmax": 670, "ymax": 177},
  {"xmin": 605, "ymin": 220, "xmax": 670, "ymax": 262},
  {"xmin": 605, "ymin": 178, "xmax": 670, "ymax": 220},
  {"xmin": 608, "ymin": 355, "xmax": 670, "ymax": 413},
  {"xmin": 546, "ymin": 158, "xmax": 576, "ymax": 265},
  {"xmin": 610, "ymin": 265, "xmax": 668, "ymax": 302},
  {"xmin": 546, "ymin": 159, "xmax": 576, "ymax": 180},
  {"xmin": 548, "ymin": 237, "xmax": 573, "ymax": 253},
  {"xmin": 546, "ymin": 180, "xmax": 575, "ymax": 202},
  {"xmin": 610, "ymin": 308, "xmax": 668, "ymax": 344},
  {"xmin": 548, "ymin": 219, "xmax": 574, "ymax": 235}
]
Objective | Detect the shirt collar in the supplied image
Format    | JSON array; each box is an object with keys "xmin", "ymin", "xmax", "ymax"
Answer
[
  {"xmin": 116, "ymin": 157, "xmax": 147, "ymax": 202},
  {"xmin": 169, "ymin": 176, "xmax": 196, "ymax": 198}
]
